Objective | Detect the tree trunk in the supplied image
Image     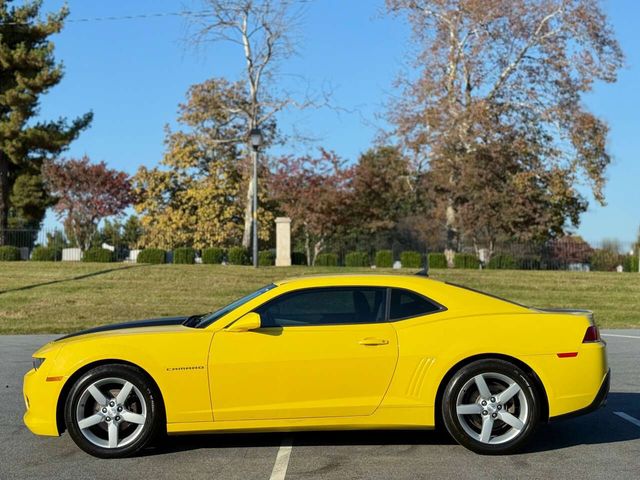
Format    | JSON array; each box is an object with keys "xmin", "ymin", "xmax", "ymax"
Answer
[
  {"xmin": 304, "ymin": 226, "xmax": 311, "ymax": 266},
  {"xmin": 0, "ymin": 154, "xmax": 10, "ymax": 245},
  {"xmin": 241, "ymin": 176, "xmax": 254, "ymax": 249}
]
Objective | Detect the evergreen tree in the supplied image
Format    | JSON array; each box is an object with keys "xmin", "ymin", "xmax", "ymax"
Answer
[
  {"xmin": 122, "ymin": 215, "xmax": 143, "ymax": 249},
  {"xmin": 0, "ymin": 0, "xmax": 92, "ymax": 242}
]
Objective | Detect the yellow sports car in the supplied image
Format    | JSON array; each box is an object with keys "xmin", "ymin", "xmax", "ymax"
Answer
[{"xmin": 23, "ymin": 274, "xmax": 609, "ymax": 457}]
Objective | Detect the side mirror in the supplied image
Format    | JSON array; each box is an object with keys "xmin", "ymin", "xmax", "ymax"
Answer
[{"xmin": 226, "ymin": 312, "xmax": 261, "ymax": 332}]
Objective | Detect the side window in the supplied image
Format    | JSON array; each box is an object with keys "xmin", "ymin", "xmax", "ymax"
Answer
[
  {"xmin": 389, "ymin": 289, "xmax": 442, "ymax": 320},
  {"xmin": 256, "ymin": 287, "xmax": 386, "ymax": 327}
]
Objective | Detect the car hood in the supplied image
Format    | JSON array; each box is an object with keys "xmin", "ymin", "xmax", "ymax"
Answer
[{"xmin": 55, "ymin": 316, "xmax": 190, "ymax": 341}]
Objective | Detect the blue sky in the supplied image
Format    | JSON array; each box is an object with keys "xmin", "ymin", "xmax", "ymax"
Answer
[{"xmin": 37, "ymin": 0, "xmax": 639, "ymax": 247}]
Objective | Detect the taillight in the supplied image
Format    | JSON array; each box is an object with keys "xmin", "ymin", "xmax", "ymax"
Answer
[{"xmin": 583, "ymin": 325, "xmax": 600, "ymax": 343}]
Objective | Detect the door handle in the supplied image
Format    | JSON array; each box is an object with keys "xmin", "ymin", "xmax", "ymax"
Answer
[{"xmin": 358, "ymin": 337, "xmax": 389, "ymax": 346}]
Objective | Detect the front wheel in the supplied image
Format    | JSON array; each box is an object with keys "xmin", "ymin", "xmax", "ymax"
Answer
[
  {"xmin": 441, "ymin": 359, "xmax": 540, "ymax": 454},
  {"xmin": 64, "ymin": 364, "xmax": 162, "ymax": 458}
]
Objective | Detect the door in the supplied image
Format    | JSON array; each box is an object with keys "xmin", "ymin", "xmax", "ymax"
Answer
[{"xmin": 209, "ymin": 287, "xmax": 398, "ymax": 421}]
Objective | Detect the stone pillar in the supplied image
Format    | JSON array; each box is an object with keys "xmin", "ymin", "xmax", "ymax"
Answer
[{"xmin": 275, "ymin": 217, "xmax": 291, "ymax": 267}]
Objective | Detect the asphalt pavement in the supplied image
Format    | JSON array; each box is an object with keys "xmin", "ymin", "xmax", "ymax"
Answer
[{"xmin": 1, "ymin": 331, "xmax": 639, "ymax": 480}]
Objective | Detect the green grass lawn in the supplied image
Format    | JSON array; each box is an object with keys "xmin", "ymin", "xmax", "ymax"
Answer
[{"xmin": 0, "ymin": 262, "xmax": 638, "ymax": 333}]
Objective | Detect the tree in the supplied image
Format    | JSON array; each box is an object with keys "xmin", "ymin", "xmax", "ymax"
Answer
[
  {"xmin": 122, "ymin": 215, "xmax": 143, "ymax": 249},
  {"xmin": 0, "ymin": 1, "xmax": 92, "ymax": 242},
  {"xmin": 97, "ymin": 219, "xmax": 123, "ymax": 248},
  {"xmin": 8, "ymin": 169, "xmax": 54, "ymax": 228},
  {"xmin": 45, "ymin": 228, "xmax": 67, "ymax": 250},
  {"xmin": 348, "ymin": 146, "xmax": 417, "ymax": 239},
  {"xmin": 387, "ymin": 0, "xmax": 623, "ymax": 259},
  {"xmin": 550, "ymin": 235, "xmax": 592, "ymax": 265},
  {"xmin": 43, "ymin": 156, "xmax": 134, "ymax": 250},
  {"xmin": 190, "ymin": 0, "xmax": 310, "ymax": 249},
  {"xmin": 134, "ymin": 79, "xmax": 275, "ymax": 249},
  {"xmin": 268, "ymin": 150, "xmax": 352, "ymax": 265},
  {"xmin": 444, "ymin": 136, "xmax": 588, "ymax": 255}
]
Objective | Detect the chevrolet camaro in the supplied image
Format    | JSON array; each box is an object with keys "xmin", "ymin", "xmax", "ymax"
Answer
[{"xmin": 23, "ymin": 274, "xmax": 609, "ymax": 457}]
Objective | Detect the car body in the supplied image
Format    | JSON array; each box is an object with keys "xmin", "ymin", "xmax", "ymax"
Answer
[{"xmin": 24, "ymin": 274, "xmax": 609, "ymax": 457}]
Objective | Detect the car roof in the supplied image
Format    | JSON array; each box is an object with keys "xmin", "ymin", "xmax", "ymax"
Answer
[
  {"xmin": 274, "ymin": 274, "xmax": 441, "ymax": 287},
  {"xmin": 273, "ymin": 274, "xmax": 530, "ymax": 315}
]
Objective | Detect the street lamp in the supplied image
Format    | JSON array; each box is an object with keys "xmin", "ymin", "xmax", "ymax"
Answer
[{"xmin": 249, "ymin": 127, "xmax": 263, "ymax": 268}]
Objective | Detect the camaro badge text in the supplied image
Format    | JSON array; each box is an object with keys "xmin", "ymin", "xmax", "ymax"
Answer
[{"xmin": 166, "ymin": 366, "xmax": 205, "ymax": 371}]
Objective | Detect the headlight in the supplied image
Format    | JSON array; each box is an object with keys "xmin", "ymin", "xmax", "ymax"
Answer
[{"xmin": 32, "ymin": 357, "xmax": 45, "ymax": 370}]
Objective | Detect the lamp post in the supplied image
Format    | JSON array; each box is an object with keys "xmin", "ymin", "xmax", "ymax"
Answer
[{"xmin": 249, "ymin": 127, "xmax": 263, "ymax": 268}]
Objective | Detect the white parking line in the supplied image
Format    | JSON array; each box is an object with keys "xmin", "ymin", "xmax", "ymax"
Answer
[
  {"xmin": 613, "ymin": 411, "xmax": 640, "ymax": 428},
  {"xmin": 601, "ymin": 333, "xmax": 640, "ymax": 339},
  {"xmin": 270, "ymin": 438, "xmax": 293, "ymax": 480}
]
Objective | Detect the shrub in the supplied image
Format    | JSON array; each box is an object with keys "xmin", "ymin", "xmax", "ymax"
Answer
[
  {"xmin": 202, "ymin": 247, "xmax": 224, "ymax": 265},
  {"xmin": 137, "ymin": 248, "xmax": 166, "ymax": 264},
  {"xmin": 590, "ymin": 249, "xmax": 621, "ymax": 271},
  {"xmin": 345, "ymin": 251, "xmax": 369, "ymax": 267},
  {"xmin": 454, "ymin": 253, "xmax": 479, "ymax": 269},
  {"xmin": 315, "ymin": 253, "xmax": 338, "ymax": 266},
  {"xmin": 428, "ymin": 252, "xmax": 447, "ymax": 269},
  {"xmin": 82, "ymin": 247, "xmax": 113, "ymax": 263},
  {"xmin": 258, "ymin": 250, "xmax": 275, "ymax": 266},
  {"xmin": 0, "ymin": 246, "xmax": 20, "ymax": 261},
  {"xmin": 487, "ymin": 253, "xmax": 517, "ymax": 269},
  {"xmin": 173, "ymin": 247, "xmax": 196, "ymax": 264},
  {"xmin": 31, "ymin": 246, "xmax": 60, "ymax": 261},
  {"xmin": 292, "ymin": 251, "xmax": 307, "ymax": 265},
  {"xmin": 400, "ymin": 250, "xmax": 422, "ymax": 268},
  {"xmin": 228, "ymin": 246, "xmax": 249, "ymax": 265},
  {"xmin": 375, "ymin": 250, "xmax": 393, "ymax": 268}
]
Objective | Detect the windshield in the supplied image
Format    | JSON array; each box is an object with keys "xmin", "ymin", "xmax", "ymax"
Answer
[{"xmin": 195, "ymin": 284, "xmax": 276, "ymax": 328}]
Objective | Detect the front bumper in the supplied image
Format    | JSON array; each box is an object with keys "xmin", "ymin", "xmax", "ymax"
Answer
[
  {"xmin": 23, "ymin": 367, "xmax": 64, "ymax": 437},
  {"xmin": 550, "ymin": 368, "xmax": 610, "ymax": 421}
]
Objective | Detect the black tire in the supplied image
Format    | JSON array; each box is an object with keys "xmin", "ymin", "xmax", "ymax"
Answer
[
  {"xmin": 64, "ymin": 364, "xmax": 163, "ymax": 458},
  {"xmin": 441, "ymin": 359, "xmax": 540, "ymax": 455}
]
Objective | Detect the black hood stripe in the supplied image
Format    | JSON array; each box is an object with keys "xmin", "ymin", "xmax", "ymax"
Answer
[{"xmin": 56, "ymin": 317, "xmax": 188, "ymax": 341}]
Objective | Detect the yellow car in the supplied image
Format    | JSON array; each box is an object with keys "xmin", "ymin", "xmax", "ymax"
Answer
[{"xmin": 23, "ymin": 274, "xmax": 609, "ymax": 457}]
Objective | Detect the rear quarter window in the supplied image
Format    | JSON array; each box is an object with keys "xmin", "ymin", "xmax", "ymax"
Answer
[{"xmin": 389, "ymin": 288, "xmax": 444, "ymax": 320}]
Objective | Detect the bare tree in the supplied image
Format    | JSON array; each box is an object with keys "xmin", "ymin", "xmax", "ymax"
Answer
[
  {"xmin": 189, "ymin": 0, "xmax": 308, "ymax": 248},
  {"xmin": 387, "ymin": 0, "xmax": 623, "ymax": 262}
]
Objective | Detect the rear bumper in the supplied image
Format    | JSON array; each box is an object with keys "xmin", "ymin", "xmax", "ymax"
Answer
[{"xmin": 549, "ymin": 368, "xmax": 610, "ymax": 421}]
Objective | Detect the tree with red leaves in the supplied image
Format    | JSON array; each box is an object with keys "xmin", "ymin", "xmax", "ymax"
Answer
[
  {"xmin": 44, "ymin": 156, "xmax": 135, "ymax": 250},
  {"xmin": 268, "ymin": 150, "xmax": 353, "ymax": 265}
]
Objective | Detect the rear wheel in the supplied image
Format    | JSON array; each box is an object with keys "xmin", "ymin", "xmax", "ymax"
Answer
[
  {"xmin": 64, "ymin": 364, "xmax": 162, "ymax": 458},
  {"xmin": 441, "ymin": 359, "xmax": 540, "ymax": 454}
]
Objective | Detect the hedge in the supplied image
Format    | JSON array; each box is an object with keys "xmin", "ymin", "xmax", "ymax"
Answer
[
  {"xmin": 454, "ymin": 253, "xmax": 480, "ymax": 269},
  {"xmin": 173, "ymin": 247, "xmax": 196, "ymax": 264},
  {"xmin": 136, "ymin": 248, "xmax": 166, "ymax": 264},
  {"xmin": 427, "ymin": 252, "xmax": 447, "ymax": 269},
  {"xmin": 31, "ymin": 246, "xmax": 60, "ymax": 261},
  {"xmin": 292, "ymin": 251, "xmax": 307, "ymax": 265},
  {"xmin": 487, "ymin": 253, "xmax": 517, "ymax": 269},
  {"xmin": 228, "ymin": 246, "xmax": 249, "ymax": 265},
  {"xmin": 82, "ymin": 247, "xmax": 113, "ymax": 263},
  {"xmin": 345, "ymin": 251, "xmax": 369, "ymax": 267},
  {"xmin": 315, "ymin": 253, "xmax": 338, "ymax": 266},
  {"xmin": 400, "ymin": 251, "xmax": 422, "ymax": 268},
  {"xmin": 375, "ymin": 250, "xmax": 393, "ymax": 268},
  {"xmin": 0, "ymin": 246, "xmax": 20, "ymax": 261},
  {"xmin": 258, "ymin": 250, "xmax": 275, "ymax": 266},
  {"xmin": 202, "ymin": 247, "xmax": 224, "ymax": 265}
]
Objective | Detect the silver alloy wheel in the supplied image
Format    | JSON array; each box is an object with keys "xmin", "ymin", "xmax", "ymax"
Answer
[
  {"xmin": 455, "ymin": 372, "xmax": 529, "ymax": 445},
  {"xmin": 75, "ymin": 377, "xmax": 147, "ymax": 449}
]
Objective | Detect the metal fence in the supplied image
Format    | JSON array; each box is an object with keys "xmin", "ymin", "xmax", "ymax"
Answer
[{"xmin": 0, "ymin": 228, "xmax": 637, "ymax": 271}]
